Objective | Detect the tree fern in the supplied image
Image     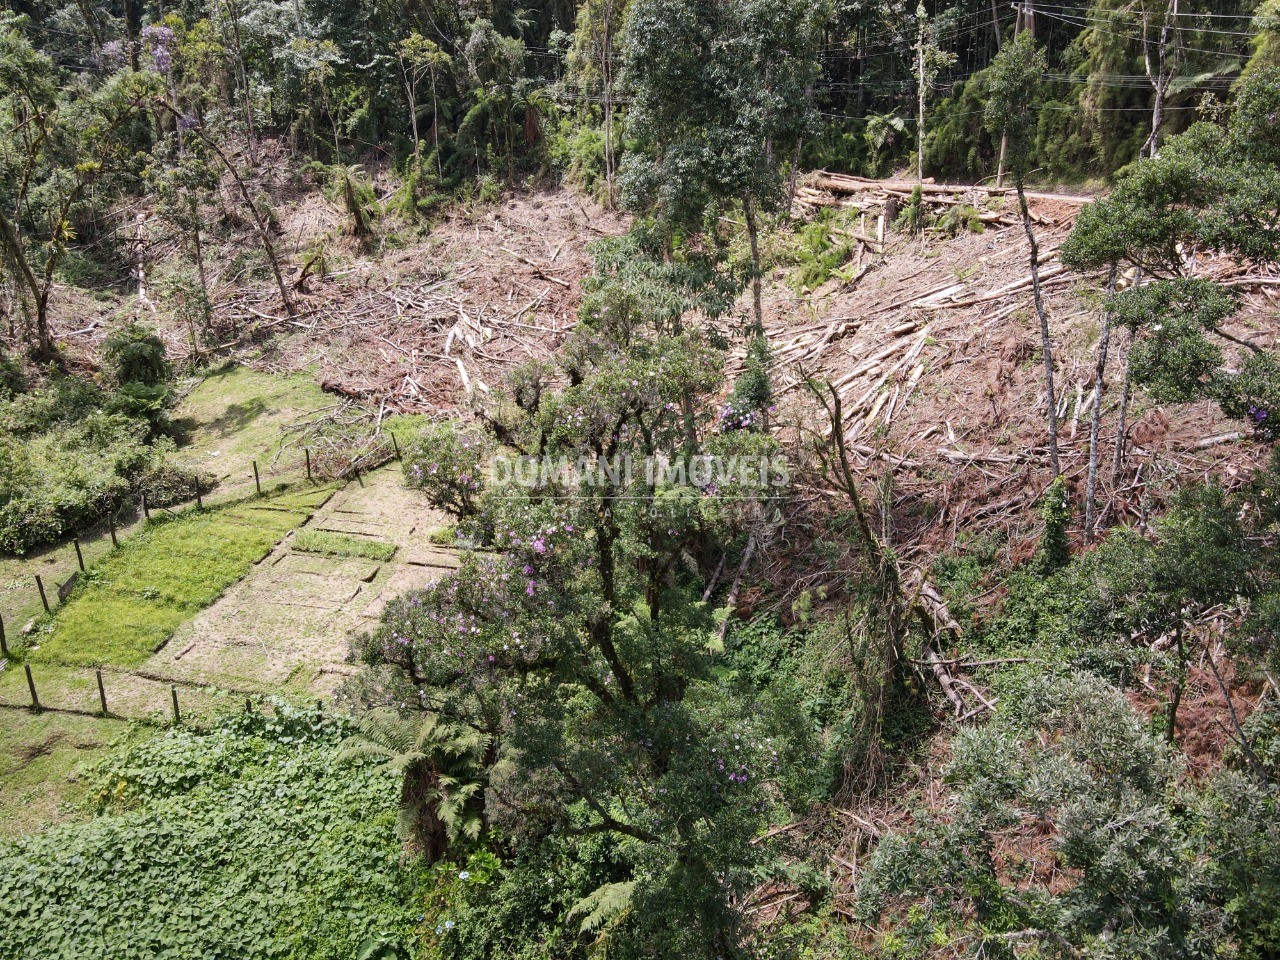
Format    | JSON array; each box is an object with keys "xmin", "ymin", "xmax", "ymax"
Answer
[
  {"xmin": 567, "ymin": 880, "xmax": 637, "ymax": 935},
  {"xmin": 338, "ymin": 709, "xmax": 488, "ymax": 860}
]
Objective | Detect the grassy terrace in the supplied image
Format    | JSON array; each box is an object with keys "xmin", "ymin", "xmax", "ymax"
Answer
[
  {"xmin": 19, "ymin": 485, "xmax": 333, "ymax": 669},
  {"xmin": 292, "ymin": 528, "xmax": 398, "ymax": 561},
  {"xmin": 0, "ymin": 366, "xmax": 348, "ymax": 836},
  {"xmin": 0, "ymin": 364, "xmax": 338, "ymax": 636}
]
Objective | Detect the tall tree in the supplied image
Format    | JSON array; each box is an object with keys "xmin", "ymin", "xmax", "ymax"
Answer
[
  {"xmin": 985, "ymin": 32, "xmax": 1062, "ymax": 478},
  {"xmin": 621, "ymin": 0, "xmax": 824, "ymax": 334},
  {"xmin": 1141, "ymin": 0, "xmax": 1182, "ymax": 157},
  {"xmin": 1064, "ymin": 66, "xmax": 1280, "ymax": 515},
  {"xmin": 567, "ymin": 0, "xmax": 627, "ymax": 205},
  {"xmin": 397, "ymin": 32, "xmax": 451, "ymax": 177},
  {"xmin": 913, "ymin": 1, "xmax": 956, "ymax": 185},
  {"xmin": 355, "ymin": 312, "xmax": 797, "ymax": 955},
  {"xmin": 0, "ymin": 22, "xmax": 154, "ymax": 357}
]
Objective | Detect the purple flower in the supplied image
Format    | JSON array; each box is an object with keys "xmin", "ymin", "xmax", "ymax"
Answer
[
  {"xmin": 142, "ymin": 25, "xmax": 176, "ymax": 75},
  {"xmin": 99, "ymin": 40, "xmax": 130, "ymax": 71}
]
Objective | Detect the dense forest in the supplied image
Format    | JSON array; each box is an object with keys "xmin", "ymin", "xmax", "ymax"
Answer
[{"xmin": 1, "ymin": 0, "xmax": 1280, "ymax": 958}]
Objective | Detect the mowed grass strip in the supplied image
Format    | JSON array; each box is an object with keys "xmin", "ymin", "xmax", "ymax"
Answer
[
  {"xmin": 292, "ymin": 529, "xmax": 397, "ymax": 561},
  {"xmin": 28, "ymin": 486, "xmax": 333, "ymax": 668}
]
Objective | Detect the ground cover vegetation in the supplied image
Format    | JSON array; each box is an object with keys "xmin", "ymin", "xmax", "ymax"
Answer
[
  {"xmin": 0, "ymin": 704, "xmax": 430, "ymax": 960},
  {"xmin": 2, "ymin": 0, "xmax": 1280, "ymax": 959}
]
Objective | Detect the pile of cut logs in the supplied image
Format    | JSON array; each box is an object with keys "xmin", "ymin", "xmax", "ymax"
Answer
[{"xmin": 794, "ymin": 170, "xmax": 1091, "ymax": 228}]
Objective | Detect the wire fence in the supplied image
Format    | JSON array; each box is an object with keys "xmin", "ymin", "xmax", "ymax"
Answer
[
  {"xmin": 0, "ymin": 659, "xmax": 327, "ymax": 729},
  {"xmin": 0, "ymin": 436, "xmax": 400, "ymax": 726}
]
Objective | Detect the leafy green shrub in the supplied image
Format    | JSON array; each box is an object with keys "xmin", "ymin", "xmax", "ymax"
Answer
[
  {"xmin": 106, "ymin": 381, "xmax": 172, "ymax": 434},
  {"xmin": 861, "ymin": 671, "xmax": 1217, "ymax": 958},
  {"xmin": 934, "ymin": 202, "xmax": 985, "ymax": 237},
  {"xmin": 103, "ymin": 322, "xmax": 170, "ymax": 387},
  {"xmin": 0, "ymin": 349, "xmax": 23, "ymax": 399},
  {"xmin": 0, "ymin": 375, "xmax": 102, "ymax": 435},
  {"xmin": 416, "ymin": 832, "xmax": 626, "ymax": 960},
  {"xmin": 1197, "ymin": 766, "xmax": 1280, "ymax": 960},
  {"xmin": 329, "ymin": 164, "xmax": 381, "ymax": 236},
  {"xmin": 1038, "ymin": 474, "xmax": 1070, "ymax": 571},
  {"xmin": 0, "ymin": 703, "xmax": 427, "ymax": 959},
  {"xmin": 894, "ymin": 185, "xmax": 925, "ymax": 234},
  {"xmin": 0, "ymin": 411, "xmax": 168, "ymax": 554},
  {"xmin": 930, "ymin": 535, "xmax": 999, "ymax": 630},
  {"xmin": 0, "ymin": 370, "xmax": 197, "ymax": 554},
  {"xmin": 786, "ymin": 211, "xmax": 853, "ymax": 292},
  {"xmin": 719, "ymin": 335, "xmax": 773, "ymax": 431},
  {"xmin": 546, "ymin": 116, "xmax": 608, "ymax": 195},
  {"xmin": 403, "ymin": 421, "xmax": 492, "ymax": 518},
  {"xmin": 395, "ymin": 157, "xmax": 453, "ymax": 221}
]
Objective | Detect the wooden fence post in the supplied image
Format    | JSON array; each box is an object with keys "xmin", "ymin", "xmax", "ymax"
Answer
[
  {"xmin": 96, "ymin": 669, "xmax": 108, "ymax": 715},
  {"xmin": 141, "ymin": 491, "xmax": 150, "ymax": 521},
  {"xmin": 0, "ymin": 612, "xmax": 8, "ymax": 659},
  {"xmin": 24, "ymin": 664, "xmax": 39, "ymax": 711},
  {"xmin": 73, "ymin": 538, "xmax": 85, "ymax": 572},
  {"xmin": 35, "ymin": 575, "xmax": 50, "ymax": 614},
  {"xmin": 305, "ymin": 448, "xmax": 312, "ymax": 482},
  {"xmin": 109, "ymin": 511, "xmax": 119, "ymax": 548},
  {"xmin": 253, "ymin": 461, "xmax": 262, "ymax": 495},
  {"xmin": 195, "ymin": 475, "xmax": 203, "ymax": 510},
  {"xmin": 171, "ymin": 686, "xmax": 181, "ymax": 724},
  {"xmin": 391, "ymin": 433, "xmax": 401, "ymax": 460}
]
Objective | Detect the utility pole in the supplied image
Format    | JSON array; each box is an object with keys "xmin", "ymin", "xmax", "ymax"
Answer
[{"xmin": 916, "ymin": 0, "xmax": 927, "ymax": 186}]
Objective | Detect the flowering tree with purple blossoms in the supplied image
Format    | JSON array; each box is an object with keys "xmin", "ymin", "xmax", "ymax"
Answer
[
  {"xmin": 351, "ymin": 313, "xmax": 807, "ymax": 957},
  {"xmin": 403, "ymin": 421, "xmax": 493, "ymax": 520}
]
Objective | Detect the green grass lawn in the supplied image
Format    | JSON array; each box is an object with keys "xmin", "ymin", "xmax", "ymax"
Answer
[
  {"xmin": 0, "ymin": 364, "xmax": 339, "ymax": 640},
  {"xmin": 23, "ymin": 485, "xmax": 333, "ymax": 668},
  {"xmin": 293, "ymin": 528, "xmax": 397, "ymax": 561},
  {"xmin": 0, "ymin": 711, "xmax": 134, "ymax": 837},
  {"xmin": 171, "ymin": 363, "xmax": 340, "ymax": 495}
]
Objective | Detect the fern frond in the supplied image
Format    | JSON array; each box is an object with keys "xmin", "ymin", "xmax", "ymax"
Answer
[{"xmin": 566, "ymin": 880, "xmax": 637, "ymax": 934}]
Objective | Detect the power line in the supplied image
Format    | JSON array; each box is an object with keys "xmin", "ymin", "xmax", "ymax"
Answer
[
  {"xmin": 1030, "ymin": 6, "xmax": 1257, "ymax": 56},
  {"xmin": 1023, "ymin": 2, "xmax": 1262, "ymax": 21},
  {"xmin": 1020, "ymin": 4, "xmax": 1260, "ymax": 39}
]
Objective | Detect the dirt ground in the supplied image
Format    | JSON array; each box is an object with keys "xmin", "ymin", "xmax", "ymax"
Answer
[{"xmin": 757, "ymin": 187, "xmax": 1280, "ymax": 572}]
